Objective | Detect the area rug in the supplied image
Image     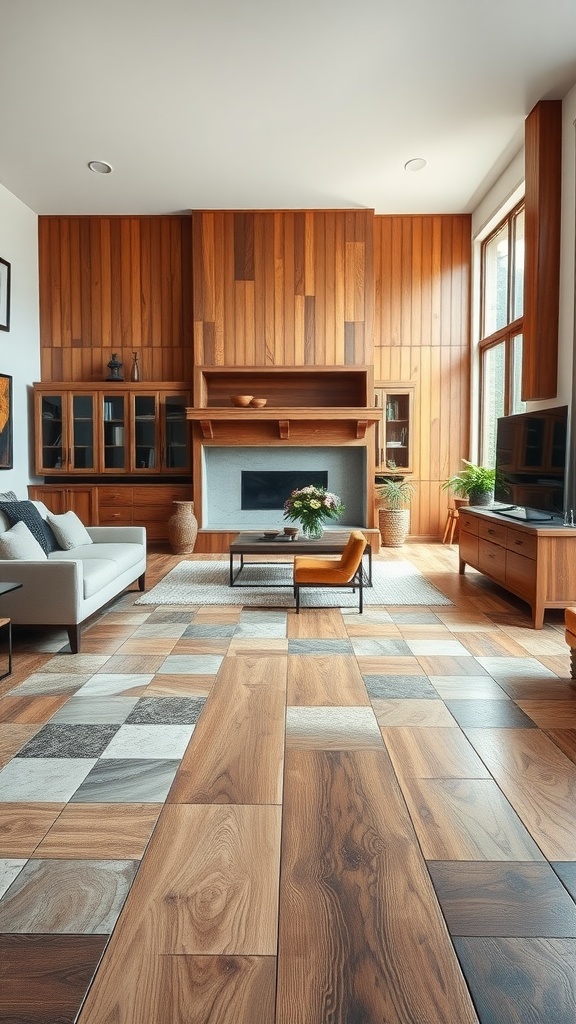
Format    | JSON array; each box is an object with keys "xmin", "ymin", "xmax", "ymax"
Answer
[{"xmin": 136, "ymin": 560, "xmax": 453, "ymax": 607}]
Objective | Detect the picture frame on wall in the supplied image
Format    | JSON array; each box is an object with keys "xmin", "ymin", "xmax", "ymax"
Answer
[
  {"xmin": 0, "ymin": 258, "xmax": 10, "ymax": 332},
  {"xmin": 0, "ymin": 374, "xmax": 13, "ymax": 469}
]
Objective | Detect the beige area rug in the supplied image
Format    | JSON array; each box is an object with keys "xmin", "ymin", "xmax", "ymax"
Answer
[{"xmin": 136, "ymin": 560, "xmax": 453, "ymax": 607}]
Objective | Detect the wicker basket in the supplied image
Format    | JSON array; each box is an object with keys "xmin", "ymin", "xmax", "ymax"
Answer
[{"xmin": 379, "ymin": 508, "xmax": 410, "ymax": 547}]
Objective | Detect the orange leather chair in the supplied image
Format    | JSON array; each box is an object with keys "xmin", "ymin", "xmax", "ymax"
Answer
[{"xmin": 293, "ymin": 530, "xmax": 368, "ymax": 613}]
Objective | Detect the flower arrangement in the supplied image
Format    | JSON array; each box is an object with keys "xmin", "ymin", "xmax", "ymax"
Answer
[{"xmin": 283, "ymin": 484, "xmax": 345, "ymax": 539}]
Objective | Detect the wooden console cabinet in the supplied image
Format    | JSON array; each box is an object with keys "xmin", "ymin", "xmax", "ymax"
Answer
[{"xmin": 459, "ymin": 508, "xmax": 576, "ymax": 628}]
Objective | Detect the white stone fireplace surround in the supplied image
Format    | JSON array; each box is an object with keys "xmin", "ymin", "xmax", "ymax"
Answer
[{"xmin": 202, "ymin": 446, "xmax": 367, "ymax": 530}]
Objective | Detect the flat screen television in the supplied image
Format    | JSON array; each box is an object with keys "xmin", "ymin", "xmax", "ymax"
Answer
[{"xmin": 493, "ymin": 406, "xmax": 568, "ymax": 522}]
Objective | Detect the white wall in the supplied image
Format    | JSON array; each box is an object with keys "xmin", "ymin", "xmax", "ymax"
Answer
[{"xmin": 0, "ymin": 183, "xmax": 39, "ymax": 496}]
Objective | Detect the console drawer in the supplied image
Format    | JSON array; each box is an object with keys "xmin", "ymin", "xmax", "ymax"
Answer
[
  {"xmin": 478, "ymin": 538, "xmax": 506, "ymax": 582},
  {"xmin": 98, "ymin": 506, "xmax": 133, "ymax": 524},
  {"xmin": 478, "ymin": 520, "xmax": 507, "ymax": 547},
  {"xmin": 459, "ymin": 512, "xmax": 479, "ymax": 535},
  {"xmin": 99, "ymin": 486, "xmax": 134, "ymax": 507},
  {"xmin": 506, "ymin": 528, "xmax": 537, "ymax": 560}
]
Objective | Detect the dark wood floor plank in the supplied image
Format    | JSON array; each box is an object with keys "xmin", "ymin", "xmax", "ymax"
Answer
[
  {"xmin": 276, "ymin": 749, "xmax": 479, "ymax": 1024},
  {"xmin": 0, "ymin": 933, "xmax": 107, "ymax": 1021},
  {"xmin": 429, "ymin": 862, "xmax": 576, "ymax": 936},
  {"xmin": 168, "ymin": 655, "xmax": 286, "ymax": 804},
  {"xmin": 454, "ymin": 937, "xmax": 576, "ymax": 1024}
]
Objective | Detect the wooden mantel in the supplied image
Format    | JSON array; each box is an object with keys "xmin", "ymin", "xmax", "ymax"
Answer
[{"xmin": 186, "ymin": 406, "xmax": 380, "ymax": 441}]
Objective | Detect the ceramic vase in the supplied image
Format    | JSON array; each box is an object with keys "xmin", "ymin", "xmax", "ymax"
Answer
[{"xmin": 168, "ymin": 500, "xmax": 198, "ymax": 554}]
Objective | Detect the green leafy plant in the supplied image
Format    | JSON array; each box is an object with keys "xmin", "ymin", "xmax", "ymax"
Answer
[
  {"xmin": 442, "ymin": 460, "xmax": 496, "ymax": 501},
  {"xmin": 376, "ymin": 477, "xmax": 416, "ymax": 510}
]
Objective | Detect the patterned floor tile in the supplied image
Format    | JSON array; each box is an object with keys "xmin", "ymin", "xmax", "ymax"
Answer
[
  {"xmin": 157, "ymin": 655, "xmax": 224, "ymax": 675},
  {"xmin": 34, "ymin": 804, "xmax": 162, "ymax": 859},
  {"xmin": 416, "ymin": 656, "xmax": 490, "ymax": 677},
  {"xmin": 39, "ymin": 656, "xmax": 110, "ymax": 674},
  {"xmin": 0, "ymin": 804, "xmax": 65, "ymax": 857},
  {"xmin": 288, "ymin": 639, "xmax": 354, "ymax": 655},
  {"xmin": 286, "ymin": 706, "xmax": 383, "ymax": 749},
  {"xmin": 146, "ymin": 675, "xmax": 216, "ymax": 696},
  {"xmin": 0, "ymin": 858, "xmax": 138, "ymax": 933},
  {"xmin": 50, "ymin": 696, "xmax": 139, "ymax": 725},
  {"xmin": 227, "ymin": 638, "xmax": 288, "ymax": 655},
  {"xmin": 446, "ymin": 699, "xmax": 538, "ymax": 729},
  {"xmin": 351, "ymin": 638, "xmax": 413, "ymax": 656},
  {"xmin": 99, "ymin": 724, "xmax": 195, "ymax": 760},
  {"xmin": 342, "ymin": 608, "xmax": 394, "ymax": 623},
  {"xmin": 70, "ymin": 758, "xmax": 180, "ymax": 803},
  {"xmin": 6, "ymin": 674, "xmax": 91, "ymax": 696},
  {"xmin": 234, "ymin": 617, "xmax": 287, "ymax": 639},
  {"xmin": 182, "ymin": 624, "xmax": 237, "ymax": 638},
  {"xmin": 406, "ymin": 638, "xmax": 471, "ymax": 656},
  {"xmin": 126, "ymin": 696, "xmax": 206, "ymax": 725},
  {"xmin": 0, "ymin": 726, "xmax": 43, "ymax": 766},
  {"xmin": 145, "ymin": 609, "xmax": 197, "ymax": 624},
  {"xmin": 0, "ymin": 694, "xmax": 70, "ymax": 723},
  {"xmin": 387, "ymin": 611, "xmax": 443, "ymax": 624},
  {"xmin": 129, "ymin": 623, "xmax": 189, "ymax": 639},
  {"xmin": 373, "ymin": 699, "xmax": 458, "ymax": 727},
  {"xmin": 15, "ymin": 724, "xmax": 120, "ymax": 759},
  {"xmin": 475, "ymin": 657, "xmax": 558, "ymax": 681},
  {"xmin": 428, "ymin": 676, "xmax": 510, "ymax": 699},
  {"xmin": 363, "ymin": 674, "xmax": 439, "ymax": 699},
  {"xmin": 0, "ymin": 758, "xmax": 97, "ymax": 802},
  {"xmin": 74, "ymin": 674, "xmax": 154, "ymax": 697},
  {"xmin": 0, "ymin": 859, "xmax": 27, "ymax": 898}
]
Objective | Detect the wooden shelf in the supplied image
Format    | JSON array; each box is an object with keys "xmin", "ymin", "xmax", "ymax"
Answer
[{"xmin": 186, "ymin": 406, "xmax": 380, "ymax": 440}]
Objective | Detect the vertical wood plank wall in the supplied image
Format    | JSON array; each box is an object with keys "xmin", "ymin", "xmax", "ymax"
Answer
[
  {"xmin": 192, "ymin": 210, "xmax": 374, "ymax": 367},
  {"xmin": 373, "ymin": 215, "xmax": 471, "ymax": 538},
  {"xmin": 38, "ymin": 216, "xmax": 193, "ymax": 382}
]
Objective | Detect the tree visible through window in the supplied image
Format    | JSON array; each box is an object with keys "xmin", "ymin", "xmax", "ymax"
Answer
[{"xmin": 479, "ymin": 202, "xmax": 525, "ymax": 466}]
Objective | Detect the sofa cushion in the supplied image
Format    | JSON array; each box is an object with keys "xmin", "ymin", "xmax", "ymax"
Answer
[
  {"xmin": 47, "ymin": 510, "xmax": 93, "ymax": 550},
  {"xmin": 0, "ymin": 499, "xmax": 61, "ymax": 554},
  {"xmin": 0, "ymin": 521, "xmax": 48, "ymax": 560},
  {"xmin": 79, "ymin": 558, "xmax": 120, "ymax": 598},
  {"xmin": 49, "ymin": 542, "xmax": 143, "ymax": 574}
]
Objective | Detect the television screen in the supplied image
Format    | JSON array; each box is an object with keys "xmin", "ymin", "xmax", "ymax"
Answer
[{"xmin": 494, "ymin": 406, "xmax": 568, "ymax": 521}]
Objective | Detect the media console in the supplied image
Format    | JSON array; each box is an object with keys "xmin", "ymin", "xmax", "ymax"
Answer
[{"xmin": 458, "ymin": 507, "xmax": 576, "ymax": 629}]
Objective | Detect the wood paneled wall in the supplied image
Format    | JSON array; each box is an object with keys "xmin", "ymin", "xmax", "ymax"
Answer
[
  {"xmin": 38, "ymin": 216, "xmax": 193, "ymax": 382},
  {"xmin": 192, "ymin": 210, "xmax": 374, "ymax": 367},
  {"xmin": 374, "ymin": 215, "xmax": 471, "ymax": 538}
]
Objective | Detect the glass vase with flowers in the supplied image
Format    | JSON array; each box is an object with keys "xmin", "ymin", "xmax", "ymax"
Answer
[{"xmin": 283, "ymin": 484, "xmax": 345, "ymax": 539}]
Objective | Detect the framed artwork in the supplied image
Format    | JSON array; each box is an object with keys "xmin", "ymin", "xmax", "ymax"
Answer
[
  {"xmin": 0, "ymin": 374, "xmax": 13, "ymax": 469},
  {"xmin": 0, "ymin": 258, "xmax": 10, "ymax": 332}
]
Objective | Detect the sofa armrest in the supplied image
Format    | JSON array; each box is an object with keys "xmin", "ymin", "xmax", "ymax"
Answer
[
  {"xmin": 0, "ymin": 558, "xmax": 84, "ymax": 621},
  {"xmin": 86, "ymin": 526, "xmax": 147, "ymax": 545}
]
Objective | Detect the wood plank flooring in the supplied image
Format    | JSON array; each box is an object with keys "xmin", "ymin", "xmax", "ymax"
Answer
[{"xmin": 0, "ymin": 542, "xmax": 576, "ymax": 1023}]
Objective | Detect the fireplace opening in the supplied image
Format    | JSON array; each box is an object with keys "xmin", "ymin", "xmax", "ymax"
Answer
[{"xmin": 241, "ymin": 470, "xmax": 329, "ymax": 511}]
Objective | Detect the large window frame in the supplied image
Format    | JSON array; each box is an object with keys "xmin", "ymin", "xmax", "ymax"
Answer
[{"xmin": 479, "ymin": 200, "xmax": 525, "ymax": 466}]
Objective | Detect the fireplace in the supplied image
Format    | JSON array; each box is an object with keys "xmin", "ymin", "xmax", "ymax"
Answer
[
  {"xmin": 203, "ymin": 447, "xmax": 366, "ymax": 530},
  {"xmin": 241, "ymin": 470, "xmax": 329, "ymax": 511}
]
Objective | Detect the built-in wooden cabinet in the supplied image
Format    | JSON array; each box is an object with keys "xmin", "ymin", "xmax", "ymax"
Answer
[
  {"xmin": 34, "ymin": 383, "xmax": 191, "ymax": 477},
  {"xmin": 374, "ymin": 385, "xmax": 414, "ymax": 473},
  {"xmin": 29, "ymin": 484, "xmax": 97, "ymax": 525},
  {"xmin": 29, "ymin": 483, "xmax": 191, "ymax": 542}
]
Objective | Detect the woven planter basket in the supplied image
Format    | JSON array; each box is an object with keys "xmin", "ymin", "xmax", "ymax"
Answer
[{"xmin": 379, "ymin": 508, "xmax": 410, "ymax": 548}]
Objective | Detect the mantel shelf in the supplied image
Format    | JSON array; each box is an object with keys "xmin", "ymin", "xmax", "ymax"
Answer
[{"xmin": 186, "ymin": 407, "xmax": 380, "ymax": 440}]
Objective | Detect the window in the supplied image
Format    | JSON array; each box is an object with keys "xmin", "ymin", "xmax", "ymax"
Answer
[{"xmin": 479, "ymin": 202, "xmax": 525, "ymax": 466}]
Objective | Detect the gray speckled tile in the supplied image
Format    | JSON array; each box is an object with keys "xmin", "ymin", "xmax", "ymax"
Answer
[
  {"xmin": 182, "ymin": 624, "xmax": 236, "ymax": 638},
  {"xmin": 74, "ymin": 674, "xmax": 154, "ymax": 697},
  {"xmin": 0, "ymin": 758, "xmax": 97, "ymax": 802},
  {"xmin": 288, "ymin": 639, "xmax": 354, "ymax": 655},
  {"xmin": 158, "ymin": 655, "xmax": 224, "ymax": 675},
  {"xmin": 0, "ymin": 859, "xmax": 27, "ymax": 899},
  {"xmin": 99, "ymin": 724, "xmax": 194, "ymax": 760},
  {"xmin": 6, "ymin": 674, "xmax": 92, "ymax": 696},
  {"xmin": 363, "ymin": 674, "xmax": 438, "ymax": 699},
  {"xmin": 49, "ymin": 696, "xmax": 139, "ymax": 724},
  {"xmin": 126, "ymin": 696, "xmax": 206, "ymax": 725},
  {"xmin": 286, "ymin": 706, "xmax": 383, "ymax": 749},
  {"xmin": 351, "ymin": 638, "xmax": 412, "ymax": 656},
  {"xmin": 0, "ymin": 858, "xmax": 138, "ymax": 933},
  {"xmin": 70, "ymin": 758, "xmax": 180, "ymax": 803},
  {"xmin": 15, "ymin": 724, "xmax": 120, "ymax": 759},
  {"xmin": 130, "ymin": 623, "xmax": 188, "ymax": 639},
  {"xmin": 145, "ymin": 610, "xmax": 196, "ymax": 624},
  {"xmin": 39, "ymin": 656, "xmax": 111, "ymax": 674}
]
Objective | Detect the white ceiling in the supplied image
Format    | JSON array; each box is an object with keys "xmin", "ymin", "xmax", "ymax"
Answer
[{"xmin": 1, "ymin": 0, "xmax": 576, "ymax": 217}]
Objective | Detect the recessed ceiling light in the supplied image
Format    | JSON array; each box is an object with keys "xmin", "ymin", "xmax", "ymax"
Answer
[
  {"xmin": 88, "ymin": 160, "xmax": 113, "ymax": 174},
  {"xmin": 404, "ymin": 158, "xmax": 427, "ymax": 172}
]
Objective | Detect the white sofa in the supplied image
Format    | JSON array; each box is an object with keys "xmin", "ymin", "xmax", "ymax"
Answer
[{"xmin": 0, "ymin": 504, "xmax": 146, "ymax": 653}]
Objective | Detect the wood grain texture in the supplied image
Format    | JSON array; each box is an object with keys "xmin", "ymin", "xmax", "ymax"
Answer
[
  {"xmin": 465, "ymin": 728, "xmax": 576, "ymax": 859},
  {"xmin": 168, "ymin": 655, "xmax": 286, "ymax": 804},
  {"xmin": 38, "ymin": 215, "xmax": 193, "ymax": 383},
  {"xmin": 381, "ymin": 725, "xmax": 491, "ymax": 780},
  {"xmin": 33, "ymin": 804, "xmax": 162, "ymax": 860},
  {"xmin": 0, "ymin": 803, "xmax": 65, "ymax": 857},
  {"xmin": 287, "ymin": 655, "xmax": 369, "ymax": 706},
  {"xmin": 276, "ymin": 749, "xmax": 479, "ymax": 1024},
  {"xmin": 0, "ymin": 933, "xmax": 108, "ymax": 1022}
]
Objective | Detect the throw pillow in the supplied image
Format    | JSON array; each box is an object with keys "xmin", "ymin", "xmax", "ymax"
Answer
[
  {"xmin": 0, "ymin": 520, "xmax": 48, "ymax": 560},
  {"xmin": 47, "ymin": 510, "xmax": 93, "ymax": 550},
  {"xmin": 0, "ymin": 490, "xmax": 18, "ymax": 502},
  {"xmin": 0, "ymin": 499, "xmax": 61, "ymax": 555}
]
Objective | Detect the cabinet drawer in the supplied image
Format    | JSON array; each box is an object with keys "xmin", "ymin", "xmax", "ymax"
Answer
[
  {"xmin": 99, "ymin": 486, "xmax": 134, "ymax": 506},
  {"xmin": 99, "ymin": 507, "xmax": 133, "ymax": 524},
  {"xmin": 478, "ymin": 539, "xmax": 506, "ymax": 582},
  {"xmin": 479, "ymin": 520, "xmax": 507, "ymax": 547},
  {"xmin": 459, "ymin": 513, "xmax": 479, "ymax": 535},
  {"xmin": 135, "ymin": 506, "xmax": 173, "ymax": 525},
  {"xmin": 133, "ymin": 484, "xmax": 190, "ymax": 505},
  {"xmin": 505, "ymin": 528, "xmax": 537, "ymax": 560}
]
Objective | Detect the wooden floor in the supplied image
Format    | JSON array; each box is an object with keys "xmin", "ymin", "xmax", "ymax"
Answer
[{"xmin": 1, "ymin": 541, "xmax": 576, "ymax": 1023}]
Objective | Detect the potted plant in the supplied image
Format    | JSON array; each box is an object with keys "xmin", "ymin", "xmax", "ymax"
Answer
[
  {"xmin": 442, "ymin": 459, "xmax": 496, "ymax": 506},
  {"xmin": 375, "ymin": 475, "xmax": 416, "ymax": 547}
]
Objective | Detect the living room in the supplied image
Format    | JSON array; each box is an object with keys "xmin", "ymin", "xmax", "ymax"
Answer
[{"xmin": 2, "ymin": 3, "xmax": 576, "ymax": 1022}]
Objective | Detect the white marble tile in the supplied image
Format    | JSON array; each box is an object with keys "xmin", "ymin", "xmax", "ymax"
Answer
[
  {"xmin": 405, "ymin": 639, "xmax": 470, "ymax": 656},
  {"xmin": 0, "ymin": 859, "xmax": 27, "ymax": 899},
  {"xmin": 74, "ymin": 674, "xmax": 155, "ymax": 696},
  {"xmin": 475, "ymin": 657, "xmax": 558, "ymax": 681},
  {"xmin": 99, "ymin": 724, "xmax": 195, "ymax": 760},
  {"xmin": 158, "ymin": 655, "xmax": 224, "ymax": 675},
  {"xmin": 0, "ymin": 758, "xmax": 97, "ymax": 802},
  {"xmin": 7, "ymin": 673, "xmax": 92, "ymax": 695},
  {"xmin": 50, "ymin": 696, "xmax": 139, "ymax": 724}
]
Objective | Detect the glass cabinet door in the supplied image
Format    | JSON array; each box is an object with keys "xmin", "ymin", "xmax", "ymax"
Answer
[
  {"xmin": 102, "ymin": 393, "xmax": 127, "ymax": 472},
  {"xmin": 71, "ymin": 394, "xmax": 95, "ymax": 471},
  {"xmin": 374, "ymin": 385, "xmax": 413, "ymax": 474},
  {"xmin": 39, "ymin": 394, "xmax": 65, "ymax": 471},
  {"xmin": 163, "ymin": 394, "xmax": 189, "ymax": 471},
  {"xmin": 133, "ymin": 393, "xmax": 158, "ymax": 471}
]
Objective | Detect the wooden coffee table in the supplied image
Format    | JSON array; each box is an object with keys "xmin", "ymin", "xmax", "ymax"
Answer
[{"xmin": 229, "ymin": 531, "xmax": 372, "ymax": 587}]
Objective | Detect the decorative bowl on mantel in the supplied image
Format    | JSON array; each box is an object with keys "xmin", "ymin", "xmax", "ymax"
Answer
[
  {"xmin": 230, "ymin": 395, "xmax": 253, "ymax": 407},
  {"xmin": 250, "ymin": 398, "xmax": 267, "ymax": 408}
]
